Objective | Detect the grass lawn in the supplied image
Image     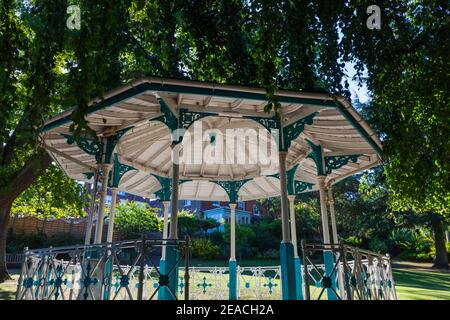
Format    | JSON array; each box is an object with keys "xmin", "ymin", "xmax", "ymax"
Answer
[{"xmin": 1, "ymin": 261, "xmax": 449, "ymax": 300}]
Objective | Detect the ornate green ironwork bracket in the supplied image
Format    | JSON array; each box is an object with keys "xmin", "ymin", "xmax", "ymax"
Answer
[
  {"xmin": 294, "ymin": 181, "xmax": 314, "ymax": 194},
  {"xmin": 62, "ymin": 134, "xmax": 103, "ymax": 163},
  {"xmin": 62, "ymin": 127, "xmax": 132, "ymax": 164},
  {"xmin": 104, "ymin": 127, "xmax": 133, "ymax": 164},
  {"xmin": 211, "ymin": 179, "xmax": 250, "ymax": 203},
  {"xmin": 286, "ymin": 164, "xmax": 299, "ymax": 195},
  {"xmin": 324, "ymin": 155, "xmax": 360, "ymax": 175},
  {"xmin": 109, "ymin": 153, "xmax": 136, "ymax": 188},
  {"xmin": 153, "ymin": 174, "xmax": 172, "ymax": 201},
  {"xmin": 306, "ymin": 140, "xmax": 324, "ymax": 176},
  {"xmin": 282, "ymin": 112, "xmax": 318, "ymax": 151},
  {"xmin": 243, "ymin": 116, "xmax": 281, "ymax": 132},
  {"xmin": 154, "ymin": 98, "xmax": 179, "ymax": 132},
  {"xmin": 179, "ymin": 108, "xmax": 216, "ymax": 129}
]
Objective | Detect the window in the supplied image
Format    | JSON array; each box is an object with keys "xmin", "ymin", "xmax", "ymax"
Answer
[
  {"xmin": 253, "ymin": 204, "xmax": 260, "ymax": 216},
  {"xmin": 212, "ymin": 201, "xmax": 220, "ymax": 207},
  {"xmin": 118, "ymin": 191, "xmax": 126, "ymax": 196},
  {"xmin": 184, "ymin": 200, "xmax": 192, "ymax": 206},
  {"xmin": 238, "ymin": 202, "xmax": 244, "ymax": 210}
]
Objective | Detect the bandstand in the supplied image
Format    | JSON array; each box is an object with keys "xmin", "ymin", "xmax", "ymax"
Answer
[{"xmin": 16, "ymin": 77, "xmax": 396, "ymax": 300}]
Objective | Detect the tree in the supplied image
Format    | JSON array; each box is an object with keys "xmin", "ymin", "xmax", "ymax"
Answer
[
  {"xmin": 177, "ymin": 210, "xmax": 219, "ymax": 237},
  {"xmin": 339, "ymin": 2, "xmax": 449, "ymax": 268},
  {"xmin": 114, "ymin": 201, "xmax": 162, "ymax": 239},
  {"xmin": 11, "ymin": 164, "xmax": 87, "ymax": 219}
]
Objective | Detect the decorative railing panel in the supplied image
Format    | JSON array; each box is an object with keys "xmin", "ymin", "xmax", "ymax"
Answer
[
  {"xmin": 16, "ymin": 238, "xmax": 189, "ymax": 300},
  {"xmin": 301, "ymin": 242, "xmax": 397, "ymax": 300}
]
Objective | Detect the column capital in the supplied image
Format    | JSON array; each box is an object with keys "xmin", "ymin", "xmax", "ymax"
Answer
[
  {"xmin": 317, "ymin": 175, "xmax": 326, "ymax": 188},
  {"xmin": 110, "ymin": 187, "xmax": 119, "ymax": 193},
  {"xmin": 162, "ymin": 200, "xmax": 171, "ymax": 207},
  {"xmin": 100, "ymin": 163, "xmax": 113, "ymax": 172},
  {"xmin": 229, "ymin": 203, "xmax": 237, "ymax": 210},
  {"xmin": 288, "ymin": 195, "xmax": 296, "ymax": 202}
]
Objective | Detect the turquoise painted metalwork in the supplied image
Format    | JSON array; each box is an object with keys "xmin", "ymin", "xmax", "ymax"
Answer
[
  {"xmin": 154, "ymin": 98, "xmax": 178, "ymax": 132},
  {"xmin": 263, "ymin": 276, "xmax": 278, "ymax": 295},
  {"xmin": 282, "ymin": 112, "xmax": 318, "ymax": 151},
  {"xmin": 279, "ymin": 242, "xmax": 297, "ymax": 300},
  {"xmin": 211, "ymin": 179, "xmax": 250, "ymax": 203},
  {"xmin": 325, "ymin": 155, "xmax": 360, "ymax": 175},
  {"xmin": 62, "ymin": 134, "xmax": 104, "ymax": 163},
  {"xmin": 80, "ymin": 264, "xmax": 98, "ymax": 300},
  {"xmin": 158, "ymin": 246, "xmax": 178, "ymax": 300},
  {"xmin": 229, "ymin": 260, "xmax": 237, "ymax": 300},
  {"xmin": 83, "ymin": 172, "xmax": 95, "ymax": 180},
  {"xmin": 48, "ymin": 265, "xmax": 67, "ymax": 299},
  {"xmin": 109, "ymin": 153, "xmax": 136, "ymax": 188},
  {"xmin": 179, "ymin": 108, "xmax": 217, "ymax": 129},
  {"xmin": 294, "ymin": 181, "xmax": 314, "ymax": 194},
  {"xmin": 306, "ymin": 140, "xmax": 324, "ymax": 176},
  {"xmin": 286, "ymin": 164, "xmax": 299, "ymax": 195},
  {"xmin": 323, "ymin": 251, "xmax": 338, "ymax": 300},
  {"xmin": 104, "ymin": 127, "xmax": 133, "ymax": 164},
  {"xmin": 243, "ymin": 116, "xmax": 281, "ymax": 132},
  {"xmin": 294, "ymin": 257, "xmax": 304, "ymax": 300},
  {"xmin": 198, "ymin": 276, "xmax": 213, "ymax": 294},
  {"xmin": 62, "ymin": 128, "xmax": 131, "ymax": 164},
  {"xmin": 153, "ymin": 175, "xmax": 172, "ymax": 202}
]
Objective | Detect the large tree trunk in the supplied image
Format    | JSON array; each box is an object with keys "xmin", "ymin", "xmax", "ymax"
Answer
[
  {"xmin": 431, "ymin": 217, "xmax": 449, "ymax": 269},
  {"xmin": 0, "ymin": 200, "xmax": 13, "ymax": 282},
  {"xmin": 0, "ymin": 150, "xmax": 52, "ymax": 283}
]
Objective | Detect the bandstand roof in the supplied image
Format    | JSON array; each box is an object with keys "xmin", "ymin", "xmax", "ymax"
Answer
[{"xmin": 39, "ymin": 77, "xmax": 382, "ymax": 202}]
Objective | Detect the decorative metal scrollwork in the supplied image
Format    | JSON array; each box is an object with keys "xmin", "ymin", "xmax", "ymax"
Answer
[
  {"xmin": 243, "ymin": 116, "xmax": 281, "ymax": 132},
  {"xmin": 325, "ymin": 155, "xmax": 360, "ymax": 175},
  {"xmin": 306, "ymin": 140, "xmax": 324, "ymax": 176},
  {"xmin": 179, "ymin": 108, "xmax": 216, "ymax": 129},
  {"xmin": 110, "ymin": 153, "xmax": 136, "ymax": 188},
  {"xmin": 282, "ymin": 112, "xmax": 318, "ymax": 150},
  {"xmin": 211, "ymin": 179, "xmax": 250, "ymax": 203},
  {"xmin": 62, "ymin": 134, "xmax": 104, "ymax": 163},
  {"xmin": 294, "ymin": 181, "xmax": 314, "ymax": 194},
  {"xmin": 154, "ymin": 98, "xmax": 179, "ymax": 132},
  {"xmin": 153, "ymin": 175, "xmax": 173, "ymax": 201}
]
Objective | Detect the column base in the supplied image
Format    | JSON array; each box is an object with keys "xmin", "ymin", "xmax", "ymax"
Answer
[
  {"xmin": 323, "ymin": 250, "xmax": 338, "ymax": 300},
  {"xmin": 157, "ymin": 246, "xmax": 179, "ymax": 300},
  {"xmin": 280, "ymin": 242, "xmax": 297, "ymax": 300},
  {"xmin": 229, "ymin": 260, "xmax": 238, "ymax": 300},
  {"xmin": 294, "ymin": 256, "xmax": 304, "ymax": 300}
]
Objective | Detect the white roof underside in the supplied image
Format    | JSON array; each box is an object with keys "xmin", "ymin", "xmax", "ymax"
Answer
[{"xmin": 40, "ymin": 77, "xmax": 382, "ymax": 202}]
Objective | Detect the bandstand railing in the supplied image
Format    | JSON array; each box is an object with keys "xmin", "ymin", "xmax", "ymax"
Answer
[
  {"xmin": 301, "ymin": 241, "xmax": 397, "ymax": 300},
  {"xmin": 15, "ymin": 239, "xmax": 396, "ymax": 301},
  {"xmin": 15, "ymin": 237, "xmax": 190, "ymax": 300}
]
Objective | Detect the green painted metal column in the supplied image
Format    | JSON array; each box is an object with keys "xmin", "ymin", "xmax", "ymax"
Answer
[
  {"xmin": 318, "ymin": 176, "xmax": 337, "ymax": 300},
  {"xmin": 94, "ymin": 164, "xmax": 112, "ymax": 244},
  {"xmin": 278, "ymin": 151, "xmax": 297, "ymax": 300},
  {"xmin": 288, "ymin": 195, "xmax": 303, "ymax": 300},
  {"xmin": 229, "ymin": 203, "xmax": 238, "ymax": 300},
  {"xmin": 160, "ymin": 157, "xmax": 180, "ymax": 300}
]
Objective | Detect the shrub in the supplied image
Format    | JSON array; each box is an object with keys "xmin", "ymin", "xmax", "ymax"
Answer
[
  {"xmin": 114, "ymin": 201, "xmax": 161, "ymax": 239},
  {"xmin": 344, "ymin": 236, "xmax": 363, "ymax": 247},
  {"xmin": 190, "ymin": 238, "xmax": 220, "ymax": 259},
  {"xmin": 6, "ymin": 231, "xmax": 83, "ymax": 253}
]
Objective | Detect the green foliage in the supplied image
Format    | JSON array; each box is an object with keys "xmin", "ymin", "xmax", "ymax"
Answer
[
  {"xmin": 114, "ymin": 201, "xmax": 161, "ymax": 239},
  {"xmin": 6, "ymin": 231, "xmax": 83, "ymax": 253},
  {"xmin": 223, "ymin": 223, "xmax": 257, "ymax": 259},
  {"xmin": 341, "ymin": 2, "xmax": 450, "ymax": 217},
  {"xmin": 190, "ymin": 238, "xmax": 220, "ymax": 260},
  {"xmin": 11, "ymin": 165, "xmax": 87, "ymax": 218},
  {"xmin": 178, "ymin": 210, "xmax": 219, "ymax": 237},
  {"xmin": 390, "ymin": 229, "xmax": 434, "ymax": 261}
]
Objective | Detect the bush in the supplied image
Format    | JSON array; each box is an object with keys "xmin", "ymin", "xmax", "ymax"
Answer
[
  {"xmin": 114, "ymin": 201, "xmax": 161, "ymax": 239},
  {"xmin": 390, "ymin": 228, "xmax": 434, "ymax": 260},
  {"xmin": 344, "ymin": 236, "xmax": 363, "ymax": 247},
  {"xmin": 190, "ymin": 238, "xmax": 220, "ymax": 259},
  {"xmin": 6, "ymin": 231, "xmax": 83, "ymax": 253}
]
